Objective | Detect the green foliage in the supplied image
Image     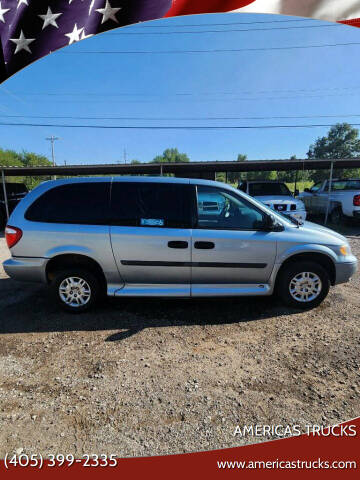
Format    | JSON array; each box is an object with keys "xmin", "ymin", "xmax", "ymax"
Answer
[
  {"xmin": 286, "ymin": 181, "xmax": 313, "ymax": 195},
  {"xmin": 0, "ymin": 148, "xmax": 23, "ymax": 167},
  {"xmin": 227, "ymin": 154, "xmax": 247, "ymax": 183},
  {"xmin": 152, "ymin": 148, "xmax": 190, "ymax": 163},
  {"xmin": 307, "ymin": 123, "xmax": 360, "ymax": 182},
  {"xmin": 0, "ymin": 148, "xmax": 51, "ymax": 189},
  {"xmin": 22, "ymin": 151, "xmax": 50, "ymax": 167},
  {"xmin": 241, "ymin": 170, "xmax": 277, "ymax": 182},
  {"xmin": 216, "ymin": 172, "xmax": 226, "ymax": 183}
]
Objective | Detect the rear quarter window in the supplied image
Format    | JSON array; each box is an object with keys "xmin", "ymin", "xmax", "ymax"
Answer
[{"xmin": 25, "ymin": 182, "xmax": 110, "ymax": 225}]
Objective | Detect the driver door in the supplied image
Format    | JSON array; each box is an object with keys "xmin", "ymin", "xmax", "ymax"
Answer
[
  {"xmin": 191, "ymin": 184, "xmax": 277, "ymax": 293},
  {"xmin": 307, "ymin": 181, "xmax": 324, "ymax": 214}
]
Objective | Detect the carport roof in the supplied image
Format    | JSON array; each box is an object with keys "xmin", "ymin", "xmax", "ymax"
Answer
[{"xmin": 1, "ymin": 158, "xmax": 360, "ymax": 176}]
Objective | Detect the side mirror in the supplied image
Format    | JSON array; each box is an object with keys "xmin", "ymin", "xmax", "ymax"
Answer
[
  {"xmin": 263, "ymin": 215, "xmax": 284, "ymax": 232},
  {"xmin": 294, "ymin": 189, "xmax": 299, "ymax": 196},
  {"xmin": 304, "ymin": 188, "xmax": 310, "ymax": 193}
]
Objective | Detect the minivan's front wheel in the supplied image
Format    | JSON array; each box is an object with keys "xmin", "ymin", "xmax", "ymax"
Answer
[
  {"xmin": 277, "ymin": 261, "xmax": 330, "ymax": 309},
  {"xmin": 51, "ymin": 268, "xmax": 100, "ymax": 313}
]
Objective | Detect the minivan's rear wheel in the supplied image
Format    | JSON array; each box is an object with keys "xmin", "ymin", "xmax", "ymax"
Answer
[
  {"xmin": 51, "ymin": 268, "xmax": 100, "ymax": 313},
  {"xmin": 277, "ymin": 261, "xmax": 330, "ymax": 309}
]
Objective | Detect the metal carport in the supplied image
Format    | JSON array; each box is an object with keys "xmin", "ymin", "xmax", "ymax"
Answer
[{"xmin": 2, "ymin": 157, "xmax": 360, "ymax": 225}]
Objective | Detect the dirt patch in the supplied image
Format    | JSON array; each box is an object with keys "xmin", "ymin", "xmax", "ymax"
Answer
[{"xmin": 0, "ymin": 235, "xmax": 359, "ymax": 457}]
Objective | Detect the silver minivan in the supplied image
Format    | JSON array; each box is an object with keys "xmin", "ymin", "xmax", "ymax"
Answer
[{"xmin": 3, "ymin": 177, "xmax": 357, "ymax": 312}]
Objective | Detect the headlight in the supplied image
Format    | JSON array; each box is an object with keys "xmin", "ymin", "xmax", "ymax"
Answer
[{"xmin": 339, "ymin": 245, "xmax": 351, "ymax": 256}]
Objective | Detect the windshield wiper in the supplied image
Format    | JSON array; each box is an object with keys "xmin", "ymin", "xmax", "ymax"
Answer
[{"xmin": 276, "ymin": 211, "xmax": 302, "ymax": 227}]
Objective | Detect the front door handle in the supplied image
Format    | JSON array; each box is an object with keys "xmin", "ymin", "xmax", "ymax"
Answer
[
  {"xmin": 194, "ymin": 241, "xmax": 215, "ymax": 250},
  {"xmin": 168, "ymin": 241, "xmax": 189, "ymax": 249}
]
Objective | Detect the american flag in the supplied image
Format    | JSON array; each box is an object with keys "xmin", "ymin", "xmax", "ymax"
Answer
[
  {"xmin": 1, "ymin": 0, "xmax": 360, "ymax": 83},
  {"xmin": 0, "ymin": 0, "xmax": 172, "ymax": 81}
]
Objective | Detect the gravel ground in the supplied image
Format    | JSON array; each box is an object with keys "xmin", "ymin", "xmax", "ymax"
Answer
[{"xmin": 0, "ymin": 232, "xmax": 359, "ymax": 457}]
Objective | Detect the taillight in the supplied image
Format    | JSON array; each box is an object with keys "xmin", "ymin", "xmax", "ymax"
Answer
[
  {"xmin": 353, "ymin": 194, "xmax": 360, "ymax": 207},
  {"xmin": 5, "ymin": 226, "xmax": 23, "ymax": 249}
]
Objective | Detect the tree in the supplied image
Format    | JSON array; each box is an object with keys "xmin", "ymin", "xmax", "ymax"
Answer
[
  {"xmin": 227, "ymin": 154, "xmax": 247, "ymax": 184},
  {"xmin": 0, "ymin": 148, "xmax": 23, "ymax": 168},
  {"xmin": 152, "ymin": 148, "xmax": 190, "ymax": 163},
  {"xmin": 307, "ymin": 123, "xmax": 360, "ymax": 182},
  {"xmin": 22, "ymin": 151, "xmax": 50, "ymax": 167},
  {"xmin": 245, "ymin": 170, "xmax": 277, "ymax": 181},
  {"xmin": 21, "ymin": 151, "xmax": 52, "ymax": 189},
  {"xmin": 237, "ymin": 154, "xmax": 247, "ymax": 162},
  {"xmin": 0, "ymin": 148, "xmax": 51, "ymax": 188},
  {"xmin": 276, "ymin": 156, "xmax": 310, "ymax": 184}
]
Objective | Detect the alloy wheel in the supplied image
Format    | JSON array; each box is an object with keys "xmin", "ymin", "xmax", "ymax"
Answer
[
  {"xmin": 289, "ymin": 271, "xmax": 322, "ymax": 303},
  {"xmin": 59, "ymin": 276, "xmax": 91, "ymax": 307}
]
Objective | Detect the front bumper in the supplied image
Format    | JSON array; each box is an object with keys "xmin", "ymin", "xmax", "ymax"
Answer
[
  {"xmin": 3, "ymin": 257, "xmax": 48, "ymax": 283},
  {"xmin": 335, "ymin": 258, "xmax": 358, "ymax": 285}
]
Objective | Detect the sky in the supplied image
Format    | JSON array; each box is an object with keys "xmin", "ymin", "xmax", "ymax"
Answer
[{"xmin": 1, "ymin": 12, "xmax": 360, "ymax": 165}]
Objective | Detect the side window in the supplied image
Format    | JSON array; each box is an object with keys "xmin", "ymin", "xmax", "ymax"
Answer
[
  {"xmin": 110, "ymin": 182, "xmax": 192, "ymax": 228},
  {"xmin": 196, "ymin": 186, "xmax": 265, "ymax": 230},
  {"xmin": 310, "ymin": 182, "xmax": 322, "ymax": 193},
  {"xmin": 25, "ymin": 183, "xmax": 110, "ymax": 225},
  {"xmin": 345, "ymin": 180, "xmax": 360, "ymax": 190}
]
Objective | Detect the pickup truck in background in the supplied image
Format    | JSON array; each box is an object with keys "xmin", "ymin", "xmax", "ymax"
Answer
[
  {"xmin": 238, "ymin": 180, "xmax": 307, "ymax": 222},
  {"xmin": 0, "ymin": 182, "xmax": 28, "ymax": 228},
  {"xmin": 298, "ymin": 179, "xmax": 360, "ymax": 223}
]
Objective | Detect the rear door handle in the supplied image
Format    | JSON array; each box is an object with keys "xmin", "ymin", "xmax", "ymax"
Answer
[
  {"xmin": 194, "ymin": 241, "xmax": 215, "ymax": 249},
  {"xmin": 168, "ymin": 241, "xmax": 189, "ymax": 249}
]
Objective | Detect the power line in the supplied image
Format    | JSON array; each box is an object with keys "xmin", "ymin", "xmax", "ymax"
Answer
[
  {"xmin": 8, "ymin": 85, "xmax": 360, "ymax": 97},
  {"xmin": 1, "ymin": 122, "xmax": 360, "ymax": 130},
  {"xmin": 5, "ymin": 92, "xmax": 360, "ymax": 104},
  {"xmin": 1, "ymin": 113, "xmax": 360, "ymax": 121},
  {"xmin": 62, "ymin": 41, "xmax": 360, "ymax": 54}
]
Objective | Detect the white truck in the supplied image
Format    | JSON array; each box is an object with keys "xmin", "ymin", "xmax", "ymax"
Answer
[
  {"xmin": 238, "ymin": 180, "xmax": 307, "ymax": 222},
  {"xmin": 298, "ymin": 178, "xmax": 360, "ymax": 223}
]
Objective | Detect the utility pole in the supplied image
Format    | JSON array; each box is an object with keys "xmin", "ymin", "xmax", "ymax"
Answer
[
  {"xmin": 324, "ymin": 161, "xmax": 334, "ymax": 225},
  {"xmin": 46, "ymin": 135, "xmax": 60, "ymax": 166},
  {"xmin": 46, "ymin": 136, "xmax": 60, "ymax": 180},
  {"xmin": 1, "ymin": 170, "xmax": 9, "ymax": 221},
  {"xmin": 123, "ymin": 148, "xmax": 127, "ymax": 164}
]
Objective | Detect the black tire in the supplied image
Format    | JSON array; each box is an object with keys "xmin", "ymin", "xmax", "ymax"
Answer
[
  {"xmin": 277, "ymin": 261, "xmax": 330, "ymax": 310},
  {"xmin": 329, "ymin": 206, "xmax": 343, "ymax": 225},
  {"xmin": 50, "ymin": 268, "xmax": 100, "ymax": 313},
  {"xmin": 0, "ymin": 209, "xmax": 5, "ymax": 230}
]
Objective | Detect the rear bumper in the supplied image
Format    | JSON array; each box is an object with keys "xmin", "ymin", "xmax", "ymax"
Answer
[
  {"xmin": 335, "ymin": 259, "xmax": 358, "ymax": 285},
  {"xmin": 353, "ymin": 210, "xmax": 360, "ymax": 219},
  {"xmin": 3, "ymin": 257, "xmax": 48, "ymax": 283}
]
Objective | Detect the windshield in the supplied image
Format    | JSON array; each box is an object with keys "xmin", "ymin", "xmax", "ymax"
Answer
[{"xmin": 249, "ymin": 183, "xmax": 291, "ymax": 196}]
